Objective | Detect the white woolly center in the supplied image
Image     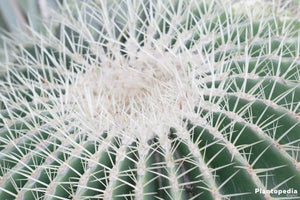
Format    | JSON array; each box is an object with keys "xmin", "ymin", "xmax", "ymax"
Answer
[{"xmin": 69, "ymin": 39, "xmax": 207, "ymax": 140}]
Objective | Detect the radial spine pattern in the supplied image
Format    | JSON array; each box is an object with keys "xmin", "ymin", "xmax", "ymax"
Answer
[{"xmin": 0, "ymin": 0, "xmax": 300, "ymax": 199}]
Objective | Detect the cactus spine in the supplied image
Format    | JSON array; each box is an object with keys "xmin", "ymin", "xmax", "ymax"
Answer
[{"xmin": 0, "ymin": 0, "xmax": 300, "ymax": 199}]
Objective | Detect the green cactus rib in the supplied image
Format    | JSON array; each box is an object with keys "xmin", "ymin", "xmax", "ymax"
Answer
[
  {"xmin": 17, "ymin": 133, "xmax": 83, "ymax": 200},
  {"xmin": 74, "ymin": 136, "xmax": 117, "ymax": 198},
  {"xmin": 0, "ymin": 0, "xmax": 300, "ymax": 199}
]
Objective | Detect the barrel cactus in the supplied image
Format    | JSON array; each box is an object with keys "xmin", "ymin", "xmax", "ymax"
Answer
[{"xmin": 0, "ymin": 0, "xmax": 300, "ymax": 199}]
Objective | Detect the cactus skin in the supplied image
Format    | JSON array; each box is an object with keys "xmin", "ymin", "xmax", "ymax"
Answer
[{"xmin": 0, "ymin": 0, "xmax": 300, "ymax": 199}]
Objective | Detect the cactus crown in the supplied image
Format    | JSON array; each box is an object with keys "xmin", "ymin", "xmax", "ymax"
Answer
[{"xmin": 0, "ymin": 0, "xmax": 300, "ymax": 199}]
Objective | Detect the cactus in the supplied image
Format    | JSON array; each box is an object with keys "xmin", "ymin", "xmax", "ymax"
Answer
[{"xmin": 0, "ymin": 0, "xmax": 300, "ymax": 199}]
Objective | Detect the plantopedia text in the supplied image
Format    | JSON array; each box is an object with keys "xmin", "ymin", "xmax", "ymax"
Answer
[{"xmin": 255, "ymin": 188, "xmax": 298, "ymax": 196}]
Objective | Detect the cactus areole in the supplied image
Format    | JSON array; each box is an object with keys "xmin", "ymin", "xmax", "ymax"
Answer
[{"xmin": 0, "ymin": 0, "xmax": 300, "ymax": 199}]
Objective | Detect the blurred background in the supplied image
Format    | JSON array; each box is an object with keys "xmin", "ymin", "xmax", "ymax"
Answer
[
  {"xmin": 0, "ymin": 0, "xmax": 63, "ymax": 33},
  {"xmin": 0, "ymin": 0, "xmax": 64, "ymax": 61}
]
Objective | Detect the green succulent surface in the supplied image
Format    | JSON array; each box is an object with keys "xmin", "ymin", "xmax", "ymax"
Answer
[{"xmin": 0, "ymin": 0, "xmax": 300, "ymax": 199}]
